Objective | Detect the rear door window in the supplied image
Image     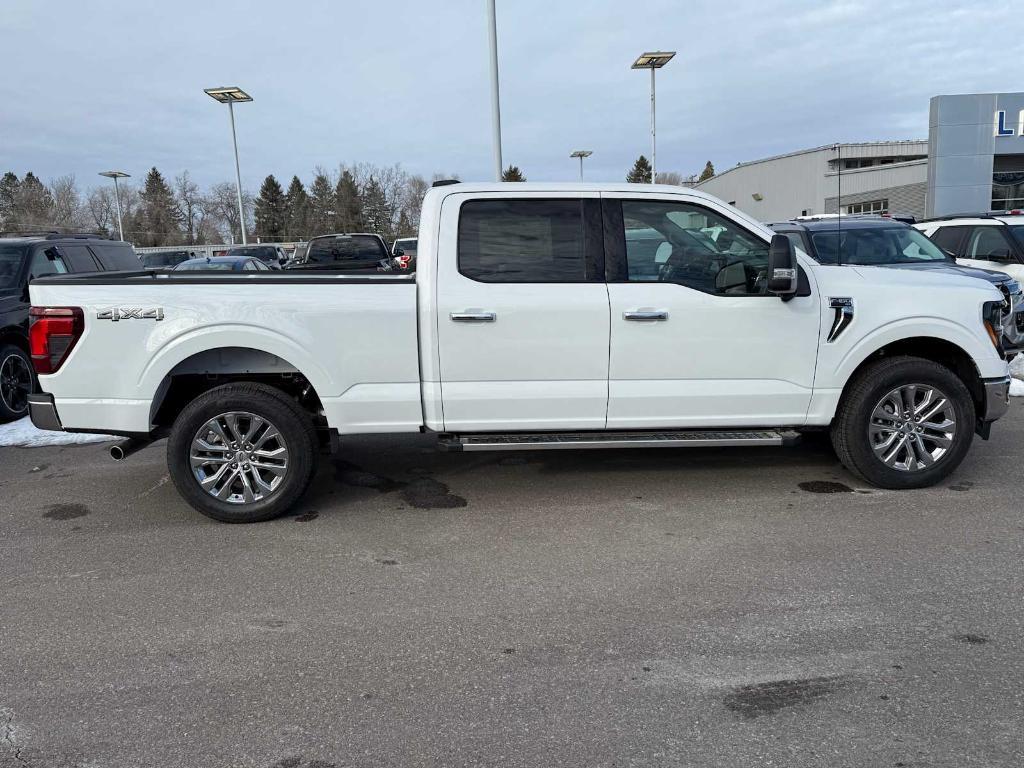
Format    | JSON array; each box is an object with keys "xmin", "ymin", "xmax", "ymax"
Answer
[
  {"xmin": 457, "ymin": 199, "xmax": 595, "ymax": 282},
  {"xmin": 58, "ymin": 244, "xmax": 101, "ymax": 272},
  {"xmin": 90, "ymin": 242, "xmax": 141, "ymax": 270}
]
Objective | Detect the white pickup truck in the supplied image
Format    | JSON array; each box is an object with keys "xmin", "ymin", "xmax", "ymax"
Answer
[{"xmin": 28, "ymin": 183, "xmax": 1012, "ymax": 522}]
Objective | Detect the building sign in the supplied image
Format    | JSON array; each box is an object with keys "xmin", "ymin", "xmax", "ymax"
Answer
[{"xmin": 995, "ymin": 110, "xmax": 1024, "ymax": 137}]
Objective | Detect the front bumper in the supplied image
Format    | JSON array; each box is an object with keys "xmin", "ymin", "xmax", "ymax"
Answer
[
  {"xmin": 28, "ymin": 393, "xmax": 63, "ymax": 432},
  {"xmin": 980, "ymin": 376, "xmax": 1011, "ymax": 423}
]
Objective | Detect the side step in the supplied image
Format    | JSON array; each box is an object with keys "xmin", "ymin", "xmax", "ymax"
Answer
[{"xmin": 440, "ymin": 429, "xmax": 799, "ymax": 452}]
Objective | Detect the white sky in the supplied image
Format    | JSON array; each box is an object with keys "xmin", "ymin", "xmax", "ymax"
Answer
[{"xmin": 1, "ymin": 0, "xmax": 1021, "ymax": 191}]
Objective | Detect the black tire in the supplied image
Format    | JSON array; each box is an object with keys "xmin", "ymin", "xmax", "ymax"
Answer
[
  {"xmin": 167, "ymin": 383, "xmax": 319, "ymax": 523},
  {"xmin": 831, "ymin": 355, "xmax": 975, "ymax": 489},
  {"xmin": 0, "ymin": 343, "xmax": 35, "ymax": 424}
]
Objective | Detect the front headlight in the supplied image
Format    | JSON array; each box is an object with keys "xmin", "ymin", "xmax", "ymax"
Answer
[{"xmin": 983, "ymin": 300, "xmax": 1004, "ymax": 350}]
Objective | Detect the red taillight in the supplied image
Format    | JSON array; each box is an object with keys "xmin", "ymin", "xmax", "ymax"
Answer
[
  {"xmin": 29, "ymin": 307, "xmax": 84, "ymax": 374},
  {"xmin": 397, "ymin": 254, "xmax": 411, "ymax": 269}
]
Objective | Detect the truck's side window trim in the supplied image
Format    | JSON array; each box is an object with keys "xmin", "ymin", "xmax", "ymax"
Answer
[{"xmin": 456, "ymin": 198, "xmax": 604, "ymax": 283}]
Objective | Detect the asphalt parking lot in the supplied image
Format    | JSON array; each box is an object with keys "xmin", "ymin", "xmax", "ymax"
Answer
[{"xmin": 2, "ymin": 406, "xmax": 1023, "ymax": 768}]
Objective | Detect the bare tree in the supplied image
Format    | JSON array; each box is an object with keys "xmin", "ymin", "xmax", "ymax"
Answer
[
  {"xmin": 174, "ymin": 171, "xmax": 203, "ymax": 244},
  {"xmin": 49, "ymin": 175, "xmax": 83, "ymax": 230},
  {"xmin": 86, "ymin": 186, "xmax": 116, "ymax": 235},
  {"xmin": 205, "ymin": 182, "xmax": 254, "ymax": 243}
]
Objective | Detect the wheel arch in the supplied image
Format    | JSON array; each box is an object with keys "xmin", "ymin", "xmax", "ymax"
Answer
[
  {"xmin": 0, "ymin": 325, "xmax": 28, "ymax": 353},
  {"xmin": 149, "ymin": 344, "xmax": 327, "ymax": 429}
]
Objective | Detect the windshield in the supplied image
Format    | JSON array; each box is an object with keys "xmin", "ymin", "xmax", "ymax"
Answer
[
  {"xmin": 0, "ymin": 245, "xmax": 26, "ymax": 290},
  {"xmin": 809, "ymin": 226, "xmax": 949, "ymax": 265},
  {"xmin": 176, "ymin": 261, "xmax": 237, "ymax": 271},
  {"xmin": 142, "ymin": 251, "xmax": 191, "ymax": 267},
  {"xmin": 226, "ymin": 246, "xmax": 277, "ymax": 261},
  {"xmin": 307, "ymin": 235, "xmax": 385, "ymax": 262}
]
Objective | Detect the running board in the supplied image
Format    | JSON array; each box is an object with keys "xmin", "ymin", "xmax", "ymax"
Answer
[{"xmin": 439, "ymin": 430, "xmax": 798, "ymax": 452}]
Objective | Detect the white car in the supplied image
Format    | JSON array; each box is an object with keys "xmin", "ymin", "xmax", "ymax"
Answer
[
  {"xmin": 915, "ymin": 211, "xmax": 1024, "ymax": 281},
  {"xmin": 27, "ymin": 183, "xmax": 1011, "ymax": 522}
]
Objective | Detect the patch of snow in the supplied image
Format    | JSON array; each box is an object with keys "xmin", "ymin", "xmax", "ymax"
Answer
[
  {"xmin": 1011, "ymin": 378, "xmax": 1024, "ymax": 398},
  {"xmin": 1010, "ymin": 353, "xmax": 1024, "ymax": 381},
  {"xmin": 0, "ymin": 417, "xmax": 117, "ymax": 448}
]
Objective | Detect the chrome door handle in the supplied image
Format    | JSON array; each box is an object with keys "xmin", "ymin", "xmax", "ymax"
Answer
[
  {"xmin": 623, "ymin": 310, "xmax": 668, "ymax": 321},
  {"xmin": 450, "ymin": 312, "xmax": 496, "ymax": 323}
]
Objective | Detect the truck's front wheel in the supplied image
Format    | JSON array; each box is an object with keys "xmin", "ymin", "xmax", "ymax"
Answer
[
  {"xmin": 831, "ymin": 356, "xmax": 975, "ymax": 489},
  {"xmin": 167, "ymin": 383, "xmax": 318, "ymax": 523}
]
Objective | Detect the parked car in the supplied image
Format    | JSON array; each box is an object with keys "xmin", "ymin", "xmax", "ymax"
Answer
[
  {"xmin": 914, "ymin": 211, "xmax": 1024, "ymax": 281},
  {"xmin": 223, "ymin": 244, "xmax": 287, "ymax": 269},
  {"xmin": 173, "ymin": 256, "xmax": 273, "ymax": 272},
  {"xmin": 286, "ymin": 233, "xmax": 389, "ymax": 272},
  {"xmin": 0, "ymin": 234, "xmax": 139, "ymax": 422},
  {"xmin": 141, "ymin": 250, "xmax": 195, "ymax": 270},
  {"xmin": 389, "ymin": 236, "xmax": 418, "ymax": 271},
  {"xmin": 27, "ymin": 183, "xmax": 1012, "ymax": 522},
  {"xmin": 770, "ymin": 215, "xmax": 1024, "ymax": 351}
]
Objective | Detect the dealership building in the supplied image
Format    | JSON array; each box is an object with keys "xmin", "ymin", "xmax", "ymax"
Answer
[{"xmin": 695, "ymin": 92, "xmax": 1024, "ymax": 222}]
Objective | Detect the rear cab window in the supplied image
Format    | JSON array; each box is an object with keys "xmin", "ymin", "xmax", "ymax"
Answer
[{"xmin": 307, "ymin": 235, "xmax": 386, "ymax": 262}]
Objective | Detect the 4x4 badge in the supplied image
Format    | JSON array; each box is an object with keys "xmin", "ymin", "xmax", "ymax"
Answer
[{"xmin": 97, "ymin": 307, "xmax": 164, "ymax": 322}]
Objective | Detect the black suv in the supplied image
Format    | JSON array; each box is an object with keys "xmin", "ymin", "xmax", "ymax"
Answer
[
  {"xmin": 0, "ymin": 234, "xmax": 140, "ymax": 422},
  {"xmin": 769, "ymin": 215, "xmax": 1024, "ymax": 350}
]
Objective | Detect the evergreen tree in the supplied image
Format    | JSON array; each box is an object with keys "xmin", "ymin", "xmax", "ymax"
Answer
[
  {"xmin": 0, "ymin": 172, "xmax": 19, "ymax": 230},
  {"xmin": 284, "ymin": 176, "xmax": 310, "ymax": 240},
  {"xmin": 359, "ymin": 177, "xmax": 390, "ymax": 235},
  {"xmin": 308, "ymin": 171, "xmax": 335, "ymax": 236},
  {"xmin": 626, "ymin": 156, "xmax": 653, "ymax": 184},
  {"xmin": 334, "ymin": 170, "xmax": 363, "ymax": 232},
  {"xmin": 501, "ymin": 165, "xmax": 526, "ymax": 182},
  {"xmin": 136, "ymin": 167, "xmax": 181, "ymax": 246},
  {"xmin": 698, "ymin": 161, "xmax": 715, "ymax": 182},
  {"xmin": 14, "ymin": 173, "xmax": 54, "ymax": 230},
  {"xmin": 254, "ymin": 174, "xmax": 287, "ymax": 240}
]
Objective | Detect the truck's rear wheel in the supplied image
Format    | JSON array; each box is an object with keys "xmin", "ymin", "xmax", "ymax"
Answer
[
  {"xmin": 167, "ymin": 383, "xmax": 318, "ymax": 523},
  {"xmin": 831, "ymin": 356, "xmax": 975, "ymax": 489}
]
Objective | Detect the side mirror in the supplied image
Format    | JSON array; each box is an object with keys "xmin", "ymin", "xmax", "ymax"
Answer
[
  {"xmin": 767, "ymin": 234, "xmax": 798, "ymax": 297},
  {"xmin": 394, "ymin": 248, "xmax": 405, "ymax": 258}
]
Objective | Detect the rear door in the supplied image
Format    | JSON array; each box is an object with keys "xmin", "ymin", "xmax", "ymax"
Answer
[
  {"xmin": 436, "ymin": 193, "xmax": 610, "ymax": 431},
  {"xmin": 603, "ymin": 193, "xmax": 820, "ymax": 428}
]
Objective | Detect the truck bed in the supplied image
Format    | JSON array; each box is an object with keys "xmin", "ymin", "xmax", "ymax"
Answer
[{"xmin": 29, "ymin": 270, "xmax": 422, "ymax": 435}]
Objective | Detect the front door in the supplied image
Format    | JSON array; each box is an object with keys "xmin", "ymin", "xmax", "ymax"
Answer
[
  {"xmin": 436, "ymin": 193, "xmax": 609, "ymax": 431},
  {"xmin": 603, "ymin": 194, "xmax": 820, "ymax": 428}
]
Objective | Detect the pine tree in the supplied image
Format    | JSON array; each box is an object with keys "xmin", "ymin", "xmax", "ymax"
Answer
[
  {"xmin": 254, "ymin": 174, "xmax": 286, "ymax": 240},
  {"xmin": 137, "ymin": 167, "xmax": 182, "ymax": 246},
  {"xmin": 308, "ymin": 172, "xmax": 335, "ymax": 236},
  {"xmin": 501, "ymin": 165, "xmax": 526, "ymax": 182},
  {"xmin": 626, "ymin": 156, "xmax": 653, "ymax": 184},
  {"xmin": 14, "ymin": 173, "xmax": 54, "ymax": 230},
  {"xmin": 334, "ymin": 170, "xmax": 363, "ymax": 232},
  {"xmin": 0, "ymin": 172, "xmax": 19, "ymax": 230},
  {"xmin": 698, "ymin": 161, "xmax": 715, "ymax": 182},
  {"xmin": 284, "ymin": 176, "xmax": 310, "ymax": 240},
  {"xmin": 359, "ymin": 177, "xmax": 390, "ymax": 235}
]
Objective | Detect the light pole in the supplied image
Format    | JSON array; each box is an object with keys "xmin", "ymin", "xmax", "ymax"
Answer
[
  {"xmin": 570, "ymin": 150, "xmax": 593, "ymax": 182},
  {"xmin": 204, "ymin": 86, "xmax": 252, "ymax": 244},
  {"xmin": 98, "ymin": 171, "xmax": 130, "ymax": 241},
  {"xmin": 631, "ymin": 52, "xmax": 675, "ymax": 183},
  {"xmin": 486, "ymin": 0, "xmax": 503, "ymax": 181}
]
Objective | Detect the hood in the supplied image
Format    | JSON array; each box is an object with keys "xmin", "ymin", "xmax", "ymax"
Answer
[{"xmin": 878, "ymin": 261, "xmax": 1011, "ymax": 285}]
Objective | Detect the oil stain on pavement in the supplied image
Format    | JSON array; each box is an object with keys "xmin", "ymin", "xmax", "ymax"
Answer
[
  {"xmin": 42, "ymin": 503, "xmax": 90, "ymax": 520},
  {"xmin": 723, "ymin": 676, "xmax": 845, "ymax": 719},
  {"xmin": 333, "ymin": 460, "xmax": 467, "ymax": 510},
  {"xmin": 798, "ymin": 481, "xmax": 854, "ymax": 494}
]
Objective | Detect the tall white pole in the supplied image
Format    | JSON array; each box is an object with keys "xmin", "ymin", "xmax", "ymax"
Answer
[
  {"xmin": 228, "ymin": 100, "xmax": 247, "ymax": 245},
  {"xmin": 486, "ymin": 0, "xmax": 503, "ymax": 181},
  {"xmin": 650, "ymin": 65, "xmax": 657, "ymax": 183},
  {"xmin": 578, "ymin": 155, "xmax": 584, "ymax": 182},
  {"xmin": 112, "ymin": 176, "xmax": 125, "ymax": 241}
]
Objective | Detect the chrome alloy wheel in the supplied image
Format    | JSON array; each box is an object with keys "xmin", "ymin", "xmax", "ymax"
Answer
[
  {"xmin": 0, "ymin": 353, "xmax": 32, "ymax": 415},
  {"xmin": 190, "ymin": 411, "xmax": 289, "ymax": 504},
  {"xmin": 869, "ymin": 384, "xmax": 956, "ymax": 472}
]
